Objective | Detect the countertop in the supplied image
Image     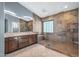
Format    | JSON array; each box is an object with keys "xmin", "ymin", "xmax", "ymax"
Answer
[{"xmin": 4, "ymin": 32, "xmax": 37, "ymax": 38}]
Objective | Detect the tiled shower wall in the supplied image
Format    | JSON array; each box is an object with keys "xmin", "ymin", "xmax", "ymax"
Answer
[
  {"xmin": 43, "ymin": 8, "xmax": 78, "ymax": 56},
  {"xmin": 43, "ymin": 9, "xmax": 78, "ymax": 41},
  {"xmin": 54, "ymin": 9, "xmax": 78, "ymax": 42}
]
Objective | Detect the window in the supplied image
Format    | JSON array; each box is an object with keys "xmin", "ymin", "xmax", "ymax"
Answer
[
  {"xmin": 12, "ymin": 22, "xmax": 19, "ymax": 28},
  {"xmin": 12, "ymin": 22, "xmax": 19, "ymax": 32},
  {"xmin": 43, "ymin": 21, "xmax": 53, "ymax": 33}
]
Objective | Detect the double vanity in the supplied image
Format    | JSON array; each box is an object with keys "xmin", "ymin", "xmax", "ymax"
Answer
[{"xmin": 5, "ymin": 32, "xmax": 37, "ymax": 54}]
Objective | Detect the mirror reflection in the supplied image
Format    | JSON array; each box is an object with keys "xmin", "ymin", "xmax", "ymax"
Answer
[{"xmin": 4, "ymin": 2, "xmax": 33, "ymax": 33}]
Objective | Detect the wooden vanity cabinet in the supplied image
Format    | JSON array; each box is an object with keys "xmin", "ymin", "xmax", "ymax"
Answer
[
  {"xmin": 5, "ymin": 34, "xmax": 37, "ymax": 54},
  {"xmin": 5, "ymin": 37, "xmax": 18, "ymax": 53}
]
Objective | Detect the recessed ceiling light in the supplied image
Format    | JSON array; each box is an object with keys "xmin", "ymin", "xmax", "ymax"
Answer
[{"xmin": 64, "ymin": 5, "xmax": 68, "ymax": 9}]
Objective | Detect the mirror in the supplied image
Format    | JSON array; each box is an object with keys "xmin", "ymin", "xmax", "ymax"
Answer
[
  {"xmin": 4, "ymin": 2, "xmax": 33, "ymax": 33},
  {"xmin": 5, "ymin": 14, "xmax": 33, "ymax": 33}
]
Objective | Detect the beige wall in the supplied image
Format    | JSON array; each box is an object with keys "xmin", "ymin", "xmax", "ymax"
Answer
[{"xmin": 33, "ymin": 14, "xmax": 42, "ymax": 34}]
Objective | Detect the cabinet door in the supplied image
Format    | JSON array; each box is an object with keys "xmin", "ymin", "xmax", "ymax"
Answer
[
  {"xmin": 18, "ymin": 35, "xmax": 29, "ymax": 48},
  {"xmin": 32, "ymin": 34, "xmax": 37, "ymax": 43},
  {"xmin": 5, "ymin": 38, "xmax": 9, "ymax": 54},
  {"xmin": 19, "ymin": 35, "xmax": 28, "ymax": 43},
  {"xmin": 29, "ymin": 34, "xmax": 37, "ymax": 45},
  {"xmin": 8, "ymin": 37, "xmax": 18, "ymax": 53}
]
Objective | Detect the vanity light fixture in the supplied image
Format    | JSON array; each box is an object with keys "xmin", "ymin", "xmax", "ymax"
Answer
[
  {"xmin": 4, "ymin": 10, "xmax": 20, "ymax": 18},
  {"xmin": 23, "ymin": 16, "xmax": 33, "ymax": 21},
  {"xmin": 23, "ymin": 16, "xmax": 33, "ymax": 19},
  {"xmin": 4, "ymin": 10, "xmax": 16, "ymax": 16}
]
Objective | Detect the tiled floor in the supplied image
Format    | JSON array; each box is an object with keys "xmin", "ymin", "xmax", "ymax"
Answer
[
  {"xmin": 6, "ymin": 44, "xmax": 68, "ymax": 57},
  {"xmin": 39, "ymin": 40, "xmax": 78, "ymax": 57}
]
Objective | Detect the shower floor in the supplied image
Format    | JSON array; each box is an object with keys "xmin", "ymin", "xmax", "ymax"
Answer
[{"xmin": 39, "ymin": 39, "xmax": 78, "ymax": 57}]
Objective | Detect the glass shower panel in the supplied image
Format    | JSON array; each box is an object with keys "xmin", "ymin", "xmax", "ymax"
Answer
[{"xmin": 65, "ymin": 23, "xmax": 78, "ymax": 56}]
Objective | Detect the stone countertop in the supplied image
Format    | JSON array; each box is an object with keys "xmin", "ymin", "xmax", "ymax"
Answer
[{"xmin": 4, "ymin": 32, "xmax": 37, "ymax": 38}]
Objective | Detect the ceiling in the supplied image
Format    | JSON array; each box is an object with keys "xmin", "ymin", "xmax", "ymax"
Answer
[{"xmin": 19, "ymin": 2, "xmax": 79, "ymax": 18}]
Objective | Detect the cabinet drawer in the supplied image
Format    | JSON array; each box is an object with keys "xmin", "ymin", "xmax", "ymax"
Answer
[
  {"xmin": 19, "ymin": 38, "xmax": 28, "ymax": 43},
  {"xmin": 18, "ymin": 35, "xmax": 28, "ymax": 39},
  {"xmin": 19, "ymin": 41, "xmax": 29, "ymax": 48}
]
